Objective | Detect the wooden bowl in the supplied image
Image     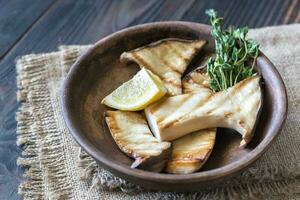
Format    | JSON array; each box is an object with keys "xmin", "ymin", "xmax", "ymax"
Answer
[{"xmin": 61, "ymin": 22, "xmax": 287, "ymax": 191}]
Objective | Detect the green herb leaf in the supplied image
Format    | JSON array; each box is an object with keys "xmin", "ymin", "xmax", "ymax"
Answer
[{"xmin": 205, "ymin": 9, "xmax": 259, "ymax": 92}]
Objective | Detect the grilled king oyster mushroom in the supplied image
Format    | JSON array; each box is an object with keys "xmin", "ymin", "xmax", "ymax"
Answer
[
  {"xmin": 145, "ymin": 75, "xmax": 262, "ymax": 148},
  {"xmin": 166, "ymin": 68, "xmax": 216, "ymax": 174},
  {"xmin": 182, "ymin": 68, "xmax": 212, "ymax": 94},
  {"xmin": 105, "ymin": 111, "xmax": 171, "ymax": 172},
  {"xmin": 120, "ymin": 38, "xmax": 207, "ymax": 96},
  {"xmin": 166, "ymin": 128, "xmax": 216, "ymax": 174}
]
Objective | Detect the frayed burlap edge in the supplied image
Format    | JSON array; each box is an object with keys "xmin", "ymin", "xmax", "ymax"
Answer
[
  {"xmin": 16, "ymin": 52, "xmax": 73, "ymax": 199},
  {"xmin": 78, "ymin": 147, "xmax": 300, "ymax": 200}
]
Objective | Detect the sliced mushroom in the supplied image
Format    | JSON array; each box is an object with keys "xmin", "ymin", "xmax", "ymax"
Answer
[
  {"xmin": 166, "ymin": 128, "xmax": 216, "ymax": 174},
  {"xmin": 182, "ymin": 67, "xmax": 211, "ymax": 94},
  {"xmin": 165, "ymin": 68, "xmax": 216, "ymax": 174},
  {"xmin": 145, "ymin": 76, "xmax": 262, "ymax": 147},
  {"xmin": 105, "ymin": 111, "xmax": 171, "ymax": 172},
  {"xmin": 120, "ymin": 38, "xmax": 207, "ymax": 96}
]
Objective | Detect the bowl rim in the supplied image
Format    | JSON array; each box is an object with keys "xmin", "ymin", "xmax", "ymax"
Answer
[{"xmin": 61, "ymin": 21, "xmax": 288, "ymax": 184}]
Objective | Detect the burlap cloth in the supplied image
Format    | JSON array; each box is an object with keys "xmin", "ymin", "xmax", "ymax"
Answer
[{"xmin": 16, "ymin": 24, "xmax": 300, "ymax": 200}]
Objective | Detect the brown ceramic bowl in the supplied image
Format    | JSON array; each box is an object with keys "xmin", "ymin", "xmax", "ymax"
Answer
[{"xmin": 61, "ymin": 22, "xmax": 287, "ymax": 191}]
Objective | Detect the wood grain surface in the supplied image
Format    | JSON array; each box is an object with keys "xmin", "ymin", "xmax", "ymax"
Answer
[
  {"xmin": 0, "ymin": 0, "xmax": 57, "ymax": 59},
  {"xmin": 0, "ymin": 0, "xmax": 299, "ymax": 199}
]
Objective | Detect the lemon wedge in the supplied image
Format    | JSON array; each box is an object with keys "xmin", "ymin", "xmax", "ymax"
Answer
[{"xmin": 101, "ymin": 68, "xmax": 167, "ymax": 111}]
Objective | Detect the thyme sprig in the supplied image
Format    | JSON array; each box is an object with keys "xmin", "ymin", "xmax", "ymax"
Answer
[{"xmin": 206, "ymin": 9, "xmax": 259, "ymax": 92}]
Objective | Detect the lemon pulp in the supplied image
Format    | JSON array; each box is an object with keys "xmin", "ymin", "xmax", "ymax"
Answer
[{"xmin": 101, "ymin": 68, "xmax": 166, "ymax": 111}]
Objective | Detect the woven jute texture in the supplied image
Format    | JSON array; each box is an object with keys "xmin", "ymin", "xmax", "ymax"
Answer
[{"xmin": 16, "ymin": 24, "xmax": 300, "ymax": 200}]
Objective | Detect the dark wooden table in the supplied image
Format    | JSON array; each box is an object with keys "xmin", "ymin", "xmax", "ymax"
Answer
[{"xmin": 0, "ymin": 0, "xmax": 299, "ymax": 199}]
